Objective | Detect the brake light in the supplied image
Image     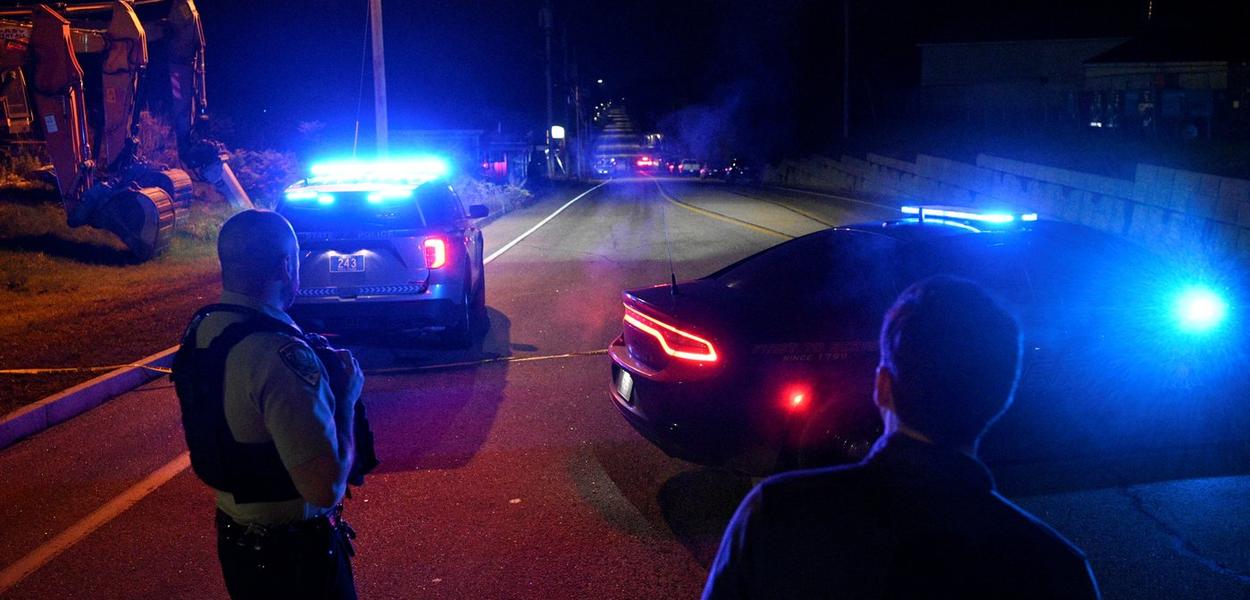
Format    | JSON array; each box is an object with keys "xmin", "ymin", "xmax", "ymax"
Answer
[
  {"xmin": 622, "ymin": 306, "xmax": 718, "ymax": 363},
  {"xmin": 423, "ymin": 238, "xmax": 447, "ymax": 269}
]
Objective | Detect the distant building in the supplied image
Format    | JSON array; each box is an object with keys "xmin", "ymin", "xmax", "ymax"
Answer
[
  {"xmin": 391, "ymin": 129, "xmax": 532, "ymax": 185},
  {"xmin": 918, "ymin": 38, "xmax": 1128, "ymax": 129},
  {"xmin": 1083, "ymin": 31, "xmax": 1250, "ymax": 138}
]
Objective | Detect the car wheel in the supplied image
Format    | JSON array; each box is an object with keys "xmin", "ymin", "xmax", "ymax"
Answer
[
  {"xmin": 443, "ymin": 287, "xmax": 475, "ymax": 348},
  {"xmin": 471, "ymin": 262, "xmax": 489, "ymax": 335}
]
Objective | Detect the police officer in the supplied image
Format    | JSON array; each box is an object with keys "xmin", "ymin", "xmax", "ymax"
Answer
[
  {"xmin": 703, "ymin": 276, "xmax": 1101, "ymax": 600},
  {"xmin": 173, "ymin": 209, "xmax": 362, "ymax": 599}
]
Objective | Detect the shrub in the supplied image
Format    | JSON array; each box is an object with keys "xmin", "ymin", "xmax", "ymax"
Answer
[
  {"xmin": 0, "ymin": 146, "xmax": 53, "ymax": 190},
  {"xmin": 452, "ymin": 176, "xmax": 531, "ymax": 216},
  {"xmin": 137, "ymin": 111, "xmax": 180, "ymax": 169},
  {"xmin": 228, "ymin": 149, "xmax": 301, "ymax": 209}
]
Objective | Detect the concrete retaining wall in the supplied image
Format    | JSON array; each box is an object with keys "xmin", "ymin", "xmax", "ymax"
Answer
[{"xmin": 766, "ymin": 152, "xmax": 1250, "ymax": 266}]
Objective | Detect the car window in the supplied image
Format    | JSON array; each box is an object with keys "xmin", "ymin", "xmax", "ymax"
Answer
[
  {"xmin": 902, "ymin": 234, "xmax": 1035, "ymax": 312},
  {"xmin": 415, "ymin": 184, "xmax": 464, "ymax": 226},
  {"xmin": 280, "ymin": 181, "xmax": 462, "ymax": 233},
  {"xmin": 714, "ymin": 229, "xmax": 901, "ymax": 337}
]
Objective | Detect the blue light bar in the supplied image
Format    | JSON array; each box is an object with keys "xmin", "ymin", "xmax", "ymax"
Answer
[
  {"xmin": 317, "ymin": 193, "xmax": 335, "ymax": 205},
  {"xmin": 901, "ymin": 205, "xmax": 1036, "ymax": 224},
  {"xmin": 366, "ymin": 188, "xmax": 414, "ymax": 203},
  {"xmin": 308, "ymin": 157, "xmax": 449, "ymax": 185},
  {"xmin": 284, "ymin": 189, "xmax": 318, "ymax": 201}
]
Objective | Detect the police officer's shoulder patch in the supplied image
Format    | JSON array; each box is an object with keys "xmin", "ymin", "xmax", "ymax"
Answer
[{"xmin": 279, "ymin": 341, "xmax": 322, "ymax": 387}]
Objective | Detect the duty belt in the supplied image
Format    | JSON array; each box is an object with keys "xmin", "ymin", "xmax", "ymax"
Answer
[{"xmin": 216, "ymin": 506, "xmax": 357, "ymax": 557}]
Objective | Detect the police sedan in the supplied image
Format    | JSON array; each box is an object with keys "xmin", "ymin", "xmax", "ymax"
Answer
[
  {"xmin": 608, "ymin": 206, "xmax": 1247, "ymax": 475},
  {"xmin": 279, "ymin": 158, "xmax": 489, "ymax": 346}
]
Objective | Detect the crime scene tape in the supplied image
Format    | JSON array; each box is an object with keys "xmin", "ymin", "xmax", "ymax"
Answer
[
  {"xmin": 0, "ymin": 350, "xmax": 607, "ymax": 377},
  {"xmin": 0, "ymin": 364, "xmax": 172, "ymax": 376},
  {"xmin": 363, "ymin": 349, "xmax": 608, "ymax": 375}
]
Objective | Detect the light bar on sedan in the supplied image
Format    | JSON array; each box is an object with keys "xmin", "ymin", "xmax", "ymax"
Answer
[{"xmin": 901, "ymin": 205, "xmax": 1038, "ymax": 224}]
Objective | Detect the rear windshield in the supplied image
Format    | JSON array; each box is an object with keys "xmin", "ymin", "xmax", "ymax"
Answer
[
  {"xmin": 714, "ymin": 229, "xmax": 901, "ymax": 307},
  {"xmin": 280, "ymin": 182, "xmax": 462, "ymax": 233}
]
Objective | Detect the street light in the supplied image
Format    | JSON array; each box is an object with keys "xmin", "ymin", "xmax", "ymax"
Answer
[{"xmin": 596, "ymin": 79, "xmax": 604, "ymax": 85}]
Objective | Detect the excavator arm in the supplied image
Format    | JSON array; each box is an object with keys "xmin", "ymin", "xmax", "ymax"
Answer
[{"xmin": 0, "ymin": 1, "xmax": 249, "ymax": 260}]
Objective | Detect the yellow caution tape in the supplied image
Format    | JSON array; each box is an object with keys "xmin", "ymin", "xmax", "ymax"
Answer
[
  {"xmin": 0, "ymin": 349, "xmax": 606, "ymax": 378},
  {"xmin": 0, "ymin": 364, "xmax": 172, "ymax": 376},
  {"xmin": 363, "ymin": 349, "xmax": 608, "ymax": 375}
]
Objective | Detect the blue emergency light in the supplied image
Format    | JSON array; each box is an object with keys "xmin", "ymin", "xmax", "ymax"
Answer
[
  {"xmin": 901, "ymin": 205, "xmax": 1038, "ymax": 224},
  {"xmin": 307, "ymin": 157, "xmax": 449, "ymax": 184},
  {"xmin": 283, "ymin": 156, "xmax": 450, "ymax": 204},
  {"xmin": 1174, "ymin": 286, "xmax": 1228, "ymax": 333}
]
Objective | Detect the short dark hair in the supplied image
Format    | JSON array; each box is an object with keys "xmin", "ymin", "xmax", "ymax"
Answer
[
  {"xmin": 217, "ymin": 209, "xmax": 296, "ymax": 291},
  {"xmin": 879, "ymin": 276, "xmax": 1022, "ymax": 447}
]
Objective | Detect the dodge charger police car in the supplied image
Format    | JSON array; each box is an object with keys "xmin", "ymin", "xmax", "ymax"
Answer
[{"xmin": 609, "ymin": 206, "xmax": 1246, "ymax": 475}]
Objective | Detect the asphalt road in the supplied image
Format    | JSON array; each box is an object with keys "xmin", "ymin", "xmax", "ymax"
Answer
[{"xmin": 1, "ymin": 177, "xmax": 1247, "ymax": 599}]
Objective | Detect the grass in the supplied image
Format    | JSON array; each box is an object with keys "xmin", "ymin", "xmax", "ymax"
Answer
[
  {"xmin": 0, "ymin": 197, "xmax": 230, "ymax": 330},
  {"xmin": 0, "ymin": 193, "xmax": 233, "ymax": 414}
]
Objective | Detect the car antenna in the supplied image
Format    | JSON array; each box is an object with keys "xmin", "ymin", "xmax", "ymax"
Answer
[{"xmin": 659, "ymin": 181, "xmax": 679, "ymax": 297}]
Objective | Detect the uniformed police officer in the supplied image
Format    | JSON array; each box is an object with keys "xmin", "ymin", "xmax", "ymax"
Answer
[
  {"xmin": 173, "ymin": 209, "xmax": 362, "ymax": 599},
  {"xmin": 703, "ymin": 276, "xmax": 1101, "ymax": 600}
]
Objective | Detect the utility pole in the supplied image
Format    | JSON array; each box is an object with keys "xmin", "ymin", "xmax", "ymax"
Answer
[
  {"xmin": 370, "ymin": 0, "xmax": 388, "ymax": 155},
  {"xmin": 541, "ymin": 0, "xmax": 554, "ymax": 178},
  {"xmin": 573, "ymin": 54, "xmax": 585, "ymax": 180},
  {"xmin": 841, "ymin": 0, "xmax": 850, "ymax": 141}
]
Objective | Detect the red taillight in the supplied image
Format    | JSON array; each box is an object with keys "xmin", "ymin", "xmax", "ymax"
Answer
[
  {"xmin": 423, "ymin": 238, "xmax": 447, "ymax": 269},
  {"xmin": 622, "ymin": 305, "xmax": 718, "ymax": 363}
]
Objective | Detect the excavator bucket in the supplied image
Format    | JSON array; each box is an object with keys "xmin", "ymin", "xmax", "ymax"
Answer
[{"xmin": 94, "ymin": 186, "xmax": 176, "ymax": 261}]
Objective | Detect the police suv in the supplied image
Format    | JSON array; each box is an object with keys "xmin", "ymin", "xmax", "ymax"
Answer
[{"xmin": 278, "ymin": 158, "xmax": 489, "ymax": 346}]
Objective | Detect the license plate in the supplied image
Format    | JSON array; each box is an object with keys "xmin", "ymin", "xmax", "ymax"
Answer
[
  {"xmin": 330, "ymin": 253, "xmax": 365, "ymax": 273},
  {"xmin": 616, "ymin": 369, "xmax": 634, "ymax": 403}
]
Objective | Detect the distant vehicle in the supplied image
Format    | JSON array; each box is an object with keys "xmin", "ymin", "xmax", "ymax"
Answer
[
  {"xmin": 608, "ymin": 205, "xmax": 1247, "ymax": 476},
  {"xmin": 279, "ymin": 158, "xmax": 489, "ymax": 346},
  {"xmin": 723, "ymin": 158, "xmax": 755, "ymax": 182},
  {"xmin": 677, "ymin": 159, "xmax": 702, "ymax": 176},
  {"xmin": 635, "ymin": 155, "xmax": 660, "ymax": 173},
  {"xmin": 699, "ymin": 163, "xmax": 724, "ymax": 179},
  {"xmin": 593, "ymin": 158, "xmax": 614, "ymax": 177}
]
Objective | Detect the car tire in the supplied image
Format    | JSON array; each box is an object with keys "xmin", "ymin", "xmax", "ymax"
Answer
[
  {"xmin": 443, "ymin": 288, "xmax": 476, "ymax": 349},
  {"xmin": 444, "ymin": 269, "xmax": 486, "ymax": 348},
  {"xmin": 471, "ymin": 261, "xmax": 489, "ymax": 334}
]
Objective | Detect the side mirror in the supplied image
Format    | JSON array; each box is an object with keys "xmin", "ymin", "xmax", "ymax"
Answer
[{"xmin": 468, "ymin": 204, "xmax": 490, "ymax": 219}]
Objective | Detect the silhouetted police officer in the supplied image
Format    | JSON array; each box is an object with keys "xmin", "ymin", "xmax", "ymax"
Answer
[
  {"xmin": 173, "ymin": 210, "xmax": 362, "ymax": 599},
  {"xmin": 703, "ymin": 276, "xmax": 1101, "ymax": 600}
]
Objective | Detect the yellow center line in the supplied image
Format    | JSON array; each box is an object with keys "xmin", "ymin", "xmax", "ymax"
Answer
[
  {"xmin": 652, "ymin": 180, "xmax": 793, "ymax": 240},
  {"xmin": 0, "ymin": 452, "xmax": 191, "ymax": 594},
  {"xmin": 722, "ymin": 188, "xmax": 836, "ymax": 227}
]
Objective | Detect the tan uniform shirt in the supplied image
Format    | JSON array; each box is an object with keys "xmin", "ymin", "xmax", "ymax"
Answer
[{"xmin": 195, "ymin": 291, "xmax": 338, "ymax": 525}]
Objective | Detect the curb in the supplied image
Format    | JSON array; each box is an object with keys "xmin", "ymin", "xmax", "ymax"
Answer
[{"xmin": 0, "ymin": 346, "xmax": 178, "ymax": 451}]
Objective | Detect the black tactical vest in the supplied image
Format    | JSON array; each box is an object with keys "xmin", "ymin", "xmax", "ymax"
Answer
[{"xmin": 171, "ymin": 304, "xmax": 306, "ymax": 504}]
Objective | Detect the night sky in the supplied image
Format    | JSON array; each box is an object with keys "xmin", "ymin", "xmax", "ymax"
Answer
[{"xmin": 169, "ymin": 0, "xmax": 1250, "ymax": 157}]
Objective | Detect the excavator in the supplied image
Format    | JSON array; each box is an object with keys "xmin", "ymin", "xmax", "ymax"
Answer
[{"xmin": 0, "ymin": 0, "xmax": 250, "ymax": 260}]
